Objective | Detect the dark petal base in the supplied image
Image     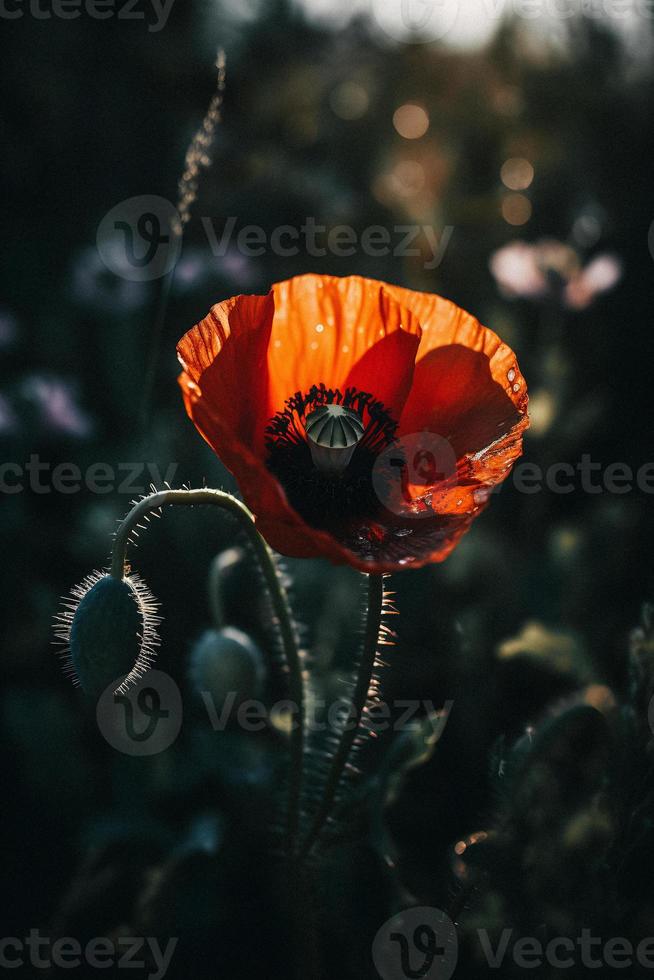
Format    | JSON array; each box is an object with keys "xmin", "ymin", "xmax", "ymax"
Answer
[
  {"xmin": 265, "ymin": 383, "xmax": 473, "ymax": 566},
  {"xmin": 266, "ymin": 439, "xmax": 382, "ymax": 532}
]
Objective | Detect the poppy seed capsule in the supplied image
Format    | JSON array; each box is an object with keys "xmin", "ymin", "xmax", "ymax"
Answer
[
  {"xmin": 59, "ymin": 573, "xmax": 160, "ymax": 699},
  {"xmin": 189, "ymin": 626, "xmax": 265, "ymax": 710},
  {"xmin": 305, "ymin": 404, "xmax": 364, "ymax": 474}
]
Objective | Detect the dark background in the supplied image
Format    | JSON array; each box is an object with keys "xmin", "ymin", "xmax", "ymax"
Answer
[{"xmin": 2, "ymin": 1, "xmax": 654, "ymax": 977}]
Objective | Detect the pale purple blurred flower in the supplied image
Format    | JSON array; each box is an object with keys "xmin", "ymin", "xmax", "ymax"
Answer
[
  {"xmin": 0, "ymin": 393, "xmax": 17, "ymax": 434},
  {"xmin": 22, "ymin": 376, "xmax": 93, "ymax": 438},
  {"xmin": 172, "ymin": 247, "xmax": 210, "ymax": 295},
  {"xmin": 0, "ymin": 309, "xmax": 18, "ymax": 349},
  {"xmin": 171, "ymin": 245, "xmax": 257, "ymax": 296},
  {"xmin": 70, "ymin": 245, "xmax": 151, "ymax": 314},
  {"xmin": 219, "ymin": 247, "xmax": 257, "ymax": 287}
]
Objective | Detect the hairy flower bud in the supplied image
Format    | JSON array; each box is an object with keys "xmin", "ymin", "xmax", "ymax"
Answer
[{"xmin": 54, "ymin": 571, "xmax": 160, "ymax": 698}]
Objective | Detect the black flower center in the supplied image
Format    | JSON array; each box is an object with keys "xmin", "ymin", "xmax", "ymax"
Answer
[{"xmin": 265, "ymin": 384, "xmax": 397, "ymax": 534}]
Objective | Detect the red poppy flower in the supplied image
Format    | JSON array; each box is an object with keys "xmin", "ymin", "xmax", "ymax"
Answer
[{"xmin": 177, "ymin": 274, "xmax": 528, "ymax": 573}]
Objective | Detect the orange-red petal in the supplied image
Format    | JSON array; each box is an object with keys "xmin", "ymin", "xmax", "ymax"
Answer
[
  {"xmin": 177, "ymin": 292, "xmax": 275, "ymax": 455},
  {"xmin": 267, "ymin": 274, "xmax": 422, "ymax": 420},
  {"xmin": 383, "ymin": 283, "xmax": 529, "ymax": 525}
]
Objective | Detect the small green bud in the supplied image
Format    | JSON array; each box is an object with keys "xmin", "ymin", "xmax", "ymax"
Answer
[
  {"xmin": 55, "ymin": 571, "xmax": 160, "ymax": 698},
  {"xmin": 189, "ymin": 626, "xmax": 265, "ymax": 710}
]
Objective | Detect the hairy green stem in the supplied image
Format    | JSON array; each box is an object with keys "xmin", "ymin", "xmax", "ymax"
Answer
[
  {"xmin": 298, "ymin": 572, "xmax": 384, "ymax": 861},
  {"xmin": 110, "ymin": 488, "xmax": 304, "ymax": 855}
]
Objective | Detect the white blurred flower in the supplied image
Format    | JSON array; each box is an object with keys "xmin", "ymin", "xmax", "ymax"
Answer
[
  {"xmin": 489, "ymin": 241, "xmax": 548, "ymax": 299},
  {"xmin": 490, "ymin": 238, "xmax": 622, "ymax": 309},
  {"xmin": 564, "ymin": 254, "xmax": 623, "ymax": 310}
]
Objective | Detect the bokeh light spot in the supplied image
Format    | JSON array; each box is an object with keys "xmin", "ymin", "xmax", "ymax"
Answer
[
  {"xmin": 500, "ymin": 157, "xmax": 534, "ymax": 191},
  {"xmin": 502, "ymin": 193, "xmax": 532, "ymax": 226},
  {"xmin": 330, "ymin": 81, "xmax": 370, "ymax": 120},
  {"xmin": 393, "ymin": 103, "xmax": 430, "ymax": 140}
]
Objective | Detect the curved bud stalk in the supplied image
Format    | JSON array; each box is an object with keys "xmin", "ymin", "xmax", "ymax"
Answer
[{"xmin": 55, "ymin": 487, "xmax": 305, "ymax": 858}]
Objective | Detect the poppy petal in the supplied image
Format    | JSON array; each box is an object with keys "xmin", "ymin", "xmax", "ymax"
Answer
[
  {"xmin": 267, "ymin": 274, "xmax": 422, "ymax": 421},
  {"xmin": 177, "ymin": 292, "xmax": 275, "ymax": 454},
  {"xmin": 386, "ymin": 282, "xmax": 528, "ymax": 481}
]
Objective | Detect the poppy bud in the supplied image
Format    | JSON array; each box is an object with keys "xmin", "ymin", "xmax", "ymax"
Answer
[
  {"xmin": 188, "ymin": 626, "xmax": 265, "ymax": 711},
  {"xmin": 305, "ymin": 403, "xmax": 364, "ymax": 474},
  {"xmin": 55, "ymin": 571, "xmax": 160, "ymax": 698}
]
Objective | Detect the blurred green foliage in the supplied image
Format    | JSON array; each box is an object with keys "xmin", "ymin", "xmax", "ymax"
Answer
[{"xmin": 3, "ymin": 2, "xmax": 654, "ymax": 977}]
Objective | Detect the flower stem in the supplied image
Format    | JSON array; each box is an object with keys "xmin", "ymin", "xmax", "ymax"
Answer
[
  {"xmin": 207, "ymin": 552, "xmax": 226, "ymax": 628},
  {"xmin": 110, "ymin": 488, "xmax": 304, "ymax": 856},
  {"xmin": 298, "ymin": 572, "xmax": 384, "ymax": 861}
]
